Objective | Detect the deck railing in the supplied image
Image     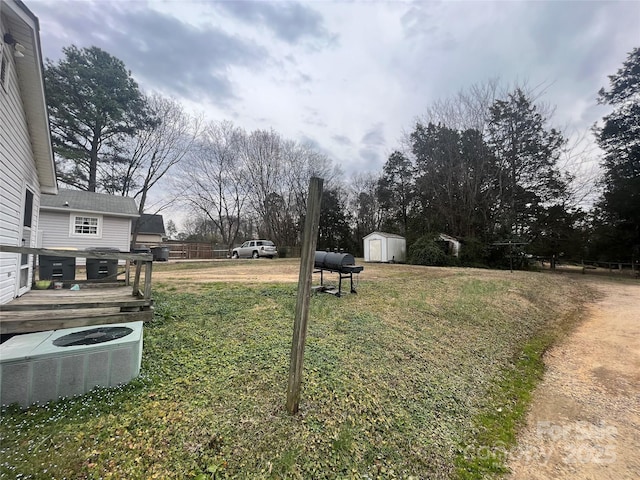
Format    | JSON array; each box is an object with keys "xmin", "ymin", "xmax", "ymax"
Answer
[{"xmin": 0, "ymin": 245, "xmax": 154, "ymax": 300}]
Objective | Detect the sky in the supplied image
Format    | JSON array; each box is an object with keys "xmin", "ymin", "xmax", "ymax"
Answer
[{"xmin": 28, "ymin": 0, "xmax": 640, "ymax": 202}]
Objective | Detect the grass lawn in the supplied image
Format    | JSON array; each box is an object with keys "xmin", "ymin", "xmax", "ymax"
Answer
[{"xmin": 0, "ymin": 262, "xmax": 594, "ymax": 479}]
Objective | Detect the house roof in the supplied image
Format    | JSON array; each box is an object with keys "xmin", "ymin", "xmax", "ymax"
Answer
[
  {"xmin": 134, "ymin": 214, "xmax": 165, "ymax": 235},
  {"xmin": 364, "ymin": 231, "xmax": 406, "ymax": 240},
  {"xmin": 2, "ymin": 0, "xmax": 57, "ymax": 194},
  {"xmin": 40, "ymin": 189, "xmax": 139, "ymax": 218}
]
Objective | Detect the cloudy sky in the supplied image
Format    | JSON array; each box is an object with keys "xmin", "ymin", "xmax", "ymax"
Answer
[{"xmin": 30, "ymin": 0, "xmax": 639, "ymax": 180}]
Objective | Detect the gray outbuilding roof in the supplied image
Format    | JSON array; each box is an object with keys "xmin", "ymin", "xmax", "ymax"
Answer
[
  {"xmin": 363, "ymin": 231, "xmax": 406, "ymax": 240},
  {"xmin": 40, "ymin": 188, "xmax": 139, "ymax": 217},
  {"xmin": 134, "ymin": 214, "xmax": 166, "ymax": 235}
]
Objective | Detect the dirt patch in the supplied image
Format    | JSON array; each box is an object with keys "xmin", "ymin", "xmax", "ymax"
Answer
[
  {"xmin": 507, "ymin": 278, "xmax": 640, "ymax": 479},
  {"xmin": 151, "ymin": 258, "xmax": 456, "ymax": 285},
  {"xmin": 152, "ymin": 259, "xmax": 302, "ymax": 284}
]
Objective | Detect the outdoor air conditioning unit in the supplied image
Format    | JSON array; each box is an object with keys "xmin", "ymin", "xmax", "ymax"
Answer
[{"xmin": 0, "ymin": 321, "xmax": 143, "ymax": 407}]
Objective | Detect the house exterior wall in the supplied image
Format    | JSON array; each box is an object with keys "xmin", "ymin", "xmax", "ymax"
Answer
[
  {"xmin": 0, "ymin": 17, "xmax": 41, "ymax": 304},
  {"xmin": 39, "ymin": 211, "xmax": 133, "ymax": 265}
]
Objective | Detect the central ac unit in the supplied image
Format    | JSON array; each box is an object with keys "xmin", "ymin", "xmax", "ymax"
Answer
[{"xmin": 0, "ymin": 321, "xmax": 143, "ymax": 407}]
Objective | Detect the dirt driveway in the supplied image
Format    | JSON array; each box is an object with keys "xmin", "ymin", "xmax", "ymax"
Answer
[{"xmin": 507, "ymin": 278, "xmax": 640, "ymax": 479}]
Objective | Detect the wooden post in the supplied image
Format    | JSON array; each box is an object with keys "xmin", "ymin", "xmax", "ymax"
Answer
[
  {"xmin": 125, "ymin": 259, "xmax": 131, "ymax": 286},
  {"xmin": 144, "ymin": 260, "xmax": 153, "ymax": 300},
  {"xmin": 509, "ymin": 241, "xmax": 513, "ymax": 273},
  {"xmin": 287, "ymin": 177, "xmax": 323, "ymax": 415},
  {"xmin": 133, "ymin": 261, "xmax": 142, "ymax": 296}
]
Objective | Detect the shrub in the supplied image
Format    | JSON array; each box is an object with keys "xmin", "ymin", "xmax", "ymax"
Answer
[
  {"xmin": 408, "ymin": 236, "xmax": 454, "ymax": 266},
  {"xmin": 459, "ymin": 237, "xmax": 490, "ymax": 267}
]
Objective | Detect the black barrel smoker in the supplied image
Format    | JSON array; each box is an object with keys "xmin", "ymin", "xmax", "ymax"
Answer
[{"xmin": 313, "ymin": 251, "xmax": 363, "ymax": 297}]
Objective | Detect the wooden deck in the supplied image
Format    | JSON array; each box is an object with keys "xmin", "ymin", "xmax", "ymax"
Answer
[
  {"xmin": 0, "ymin": 245, "xmax": 154, "ymax": 335},
  {"xmin": 0, "ymin": 286, "xmax": 153, "ymax": 334}
]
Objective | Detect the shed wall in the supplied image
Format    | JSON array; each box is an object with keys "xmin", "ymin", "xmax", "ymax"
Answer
[
  {"xmin": 364, "ymin": 233, "xmax": 386, "ymax": 262},
  {"xmin": 364, "ymin": 233, "xmax": 406, "ymax": 263},
  {"xmin": 134, "ymin": 233, "xmax": 163, "ymax": 246},
  {"xmin": 386, "ymin": 237, "xmax": 406, "ymax": 263}
]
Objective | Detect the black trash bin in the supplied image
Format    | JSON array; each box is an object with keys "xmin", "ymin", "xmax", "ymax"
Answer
[
  {"xmin": 39, "ymin": 255, "xmax": 76, "ymax": 281},
  {"xmin": 131, "ymin": 246, "xmax": 151, "ymax": 265},
  {"xmin": 86, "ymin": 247, "xmax": 120, "ymax": 280},
  {"xmin": 151, "ymin": 246, "xmax": 170, "ymax": 261}
]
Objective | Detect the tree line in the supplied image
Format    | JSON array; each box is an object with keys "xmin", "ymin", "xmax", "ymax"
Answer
[{"xmin": 45, "ymin": 45, "xmax": 639, "ymax": 266}]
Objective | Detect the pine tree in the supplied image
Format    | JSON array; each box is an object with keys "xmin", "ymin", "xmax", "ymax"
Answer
[
  {"xmin": 45, "ymin": 46, "xmax": 150, "ymax": 192},
  {"xmin": 594, "ymin": 47, "xmax": 640, "ymax": 258}
]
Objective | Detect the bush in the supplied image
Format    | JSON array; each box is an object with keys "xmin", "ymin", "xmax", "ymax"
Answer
[
  {"xmin": 408, "ymin": 236, "xmax": 455, "ymax": 266},
  {"xmin": 459, "ymin": 237, "xmax": 490, "ymax": 267}
]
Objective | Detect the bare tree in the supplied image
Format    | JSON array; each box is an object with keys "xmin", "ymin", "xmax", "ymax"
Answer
[
  {"xmin": 348, "ymin": 171, "xmax": 383, "ymax": 243},
  {"xmin": 240, "ymin": 132, "xmax": 339, "ymax": 246},
  {"xmin": 282, "ymin": 141, "xmax": 340, "ymax": 235},
  {"xmin": 174, "ymin": 121, "xmax": 249, "ymax": 251},
  {"xmin": 240, "ymin": 129, "xmax": 283, "ymax": 241},
  {"xmin": 101, "ymin": 93, "xmax": 202, "ymax": 246},
  {"xmin": 419, "ymin": 78, "xmax": 501, "ymax": 134}
]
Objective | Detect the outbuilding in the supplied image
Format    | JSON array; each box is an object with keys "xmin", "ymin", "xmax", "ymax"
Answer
[
  {"xmin": 363, "ymin": 232, "xmax": 406, "ymax": 263},
  {"xmin": 39, "ymin": 188, "xmax": 139, "ymax": 265},
  {"xmin": 132, "ymin": 214, "xmax": 166, "ymax": 247}
]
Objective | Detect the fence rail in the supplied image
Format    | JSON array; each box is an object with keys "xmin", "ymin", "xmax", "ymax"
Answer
[
  {"xmin": 538, "ymin": 257, "xmax": 639, "ymax": 277},
  {"xmin": 165, "ymin": 243, "xmax": 229, "ymax": 259},
  {"xmin": 164, "ymin": 242, "xmax": 303, "ymax": 260},
  {"xmin": 0, "ymin": 245, "xmax": 154, "ymax": 299}
]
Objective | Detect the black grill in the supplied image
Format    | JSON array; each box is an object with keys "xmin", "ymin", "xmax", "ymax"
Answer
[{"xmin": 313, "ymin": 251, "xmax": 363, "ymax": 296}]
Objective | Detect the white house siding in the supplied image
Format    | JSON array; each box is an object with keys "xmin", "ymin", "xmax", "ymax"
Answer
[
  {"xmin": 39, "ymin": 211, "xmax": 133, "ymax": 266},
  {"xmin": 0, "ymin": 17, "xmax": 41, "ymax": 304}
]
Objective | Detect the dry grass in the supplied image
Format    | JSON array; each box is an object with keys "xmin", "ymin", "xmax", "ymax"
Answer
[{"xmin": 1, "ymin": 261, "xmax": 596, "ymax": 479}]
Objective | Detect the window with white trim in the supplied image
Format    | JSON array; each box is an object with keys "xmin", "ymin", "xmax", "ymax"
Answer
[{"xmin": 70, "ymin": 214, "xmax": 102, "ymax": 237}]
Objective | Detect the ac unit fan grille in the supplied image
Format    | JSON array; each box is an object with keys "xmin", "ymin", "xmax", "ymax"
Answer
[{"xmin": 53, "ymin": 327, "xmax": 133, "ymax": 347}]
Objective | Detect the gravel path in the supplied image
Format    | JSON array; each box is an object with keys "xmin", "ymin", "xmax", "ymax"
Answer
[{"xmin": 507, "ymin": 278, "xmax": 640, "ymax": 479}]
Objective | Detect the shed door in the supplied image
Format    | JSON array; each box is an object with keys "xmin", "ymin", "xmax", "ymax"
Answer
[{"xmin": 369, "ymin": 239, "xmax": 382, "ymax": 262}]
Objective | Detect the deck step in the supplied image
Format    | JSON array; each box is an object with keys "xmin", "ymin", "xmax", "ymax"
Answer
[
  {"xmin": 0, "ymin": 307, "xmax": 154, "ymax": 335},
  {"xmin": 0, "ymin": 299, "xmax": 150, "ymax": 312}
]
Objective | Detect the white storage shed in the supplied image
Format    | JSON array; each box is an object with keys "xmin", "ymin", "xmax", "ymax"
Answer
[{"xmin": 363, "ymin": 232, "xmax": 406, "ymax": 263}]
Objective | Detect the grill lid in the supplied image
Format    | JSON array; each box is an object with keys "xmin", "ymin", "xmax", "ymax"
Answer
[{"xmin": 314, "ymin": 252, "xmax": 357, "ymax": 272}]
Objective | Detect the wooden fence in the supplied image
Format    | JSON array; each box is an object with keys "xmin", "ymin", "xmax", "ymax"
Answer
[
  {"xmin": 165, "ymin": 242, "xmax": 228, "ymax": 259},
  {"xmin": 539, "ymin": 257, "xmax": 639, "ymax": 278},
  {"xmin": 164, "ymin": 242, "xmax": 302, "ymax": 260}
]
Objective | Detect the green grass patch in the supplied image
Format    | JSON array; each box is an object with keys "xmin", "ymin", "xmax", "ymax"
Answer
[{"xmin": 0, "ymin": 267, "xmax": 595, "ymax": 479}]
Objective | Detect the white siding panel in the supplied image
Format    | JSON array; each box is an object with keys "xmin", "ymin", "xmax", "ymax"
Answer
[
  {"xmin": 1, "ymin": 15, "xmax": 42, "ymax": 304},
  {"xmin": 0, "ymin": 253, "xmax": 19, "ymax": 304},
  {"xmin": 40, "ymin": 211, "xmax": 133, "ymax": 266},
  {"xmin": 135, "ymin": 233, "xmax": 163, "ymax": 245},
  {"xmin": 102, "ymin": 216, "xmax": 133, "ymax": 251}
]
